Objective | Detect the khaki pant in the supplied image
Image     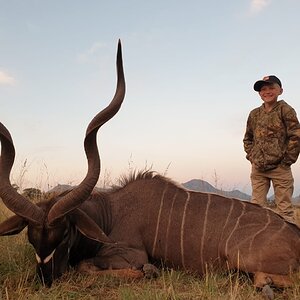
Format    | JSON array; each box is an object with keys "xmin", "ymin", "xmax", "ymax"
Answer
[{"xmin": 251, "ymin": 164, "xmax": 294, "ymax": 221}]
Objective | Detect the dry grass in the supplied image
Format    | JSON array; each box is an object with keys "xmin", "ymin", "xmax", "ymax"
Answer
[
  {"xmin": 0, "ymin": 204, "xmax": 300, "ymax": 299},
  {"xmin": 0, "ymin": 252, "xmax": 299, "ymax": 300}
]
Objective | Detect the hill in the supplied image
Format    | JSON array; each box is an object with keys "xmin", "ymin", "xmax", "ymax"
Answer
[{"xmin": 182, "ymin": 179, "xmax": 251, "ymax": 201}]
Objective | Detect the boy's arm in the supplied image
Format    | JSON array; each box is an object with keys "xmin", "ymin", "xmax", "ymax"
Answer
[
  {"xmin": 243, "ymin": 114, "xmax": 254, "ymax": 162},
  {"xmin": 281, "ymin": 107, "xmax": 300, "ymax": 167}
]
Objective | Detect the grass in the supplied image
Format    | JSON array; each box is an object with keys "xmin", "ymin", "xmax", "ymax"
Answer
[
  {"xmin": 0, "ymin": 259, "xmax": 298, "ymax": 300},
  {"xmin": 1, "ymin": 204, "xmax": 300, "ymax": 299},
  {"xmin": 0, "ymin": 247, "xmax": 265, "ymax": 300},
  {"xmin": 0, "ymin": 233, "xmax": 300, "ymax": 299}
]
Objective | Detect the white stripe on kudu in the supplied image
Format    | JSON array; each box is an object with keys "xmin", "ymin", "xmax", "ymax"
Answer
[
  {"xmin": 180, "ymin": 191, "xmax": 191, "ymax": 269},
  {"xmin": 249, "ymin": 209, "xmax": 271, "ymax": 254},
  {"xmin": 164, "ymin": 190, "xmax": 178, "ymax": 260},
  {"xmin": 224, "ymin": 202, "xmax": 246, "ymax": 256},
  {"xmin": 152, "ymin": 183, "xmax": 168, "ymax": 257},
  {"xmin": 200, "ymin": 193, "xmax": 211, "ymax": 273},
  {"xmin": 217, "ymin": 199, "xmax": 234, "ymax": 258}
]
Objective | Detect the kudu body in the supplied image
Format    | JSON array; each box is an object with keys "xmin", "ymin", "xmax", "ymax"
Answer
[
  {"xmin": 0, "ymin": 41, "xmax": 300, "ymax": 290},
  {"xmin": 77, "ymin": 174, "xmax": 300, "ymax": 288}
]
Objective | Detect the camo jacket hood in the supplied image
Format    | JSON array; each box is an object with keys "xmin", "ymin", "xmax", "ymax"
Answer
[{"xmin": 243, "ymin": 100, "xmax": 300, "ymax": 171}]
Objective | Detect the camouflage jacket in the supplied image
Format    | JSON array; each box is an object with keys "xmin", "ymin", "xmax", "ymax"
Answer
[{"xmin": 243, "ymin": 100, "xmax": 300, "ymax": 171}]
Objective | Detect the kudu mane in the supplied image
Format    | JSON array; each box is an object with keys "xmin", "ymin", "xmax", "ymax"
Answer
[{"xmin": 113, "ymin": 170, "xmax": 163, "ymax": 189}]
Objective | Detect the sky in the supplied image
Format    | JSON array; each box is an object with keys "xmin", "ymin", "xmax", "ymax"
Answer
[{"xmin": 1, "ymin": 0, "xmax": 300, "ymax": 195}]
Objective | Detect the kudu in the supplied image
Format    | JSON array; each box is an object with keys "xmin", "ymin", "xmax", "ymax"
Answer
[{"xmin": 1, "ymin": 41, "xmax": 300, "ymax": 293}]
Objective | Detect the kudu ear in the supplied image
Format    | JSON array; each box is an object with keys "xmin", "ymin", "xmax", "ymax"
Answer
[
  {"xmin": 0, "ymin": 215, "xmax": 28, "ymax": 236},
  {"xmin": 70, "ymin": 209, "xmax": 114, "ymax": 244}
]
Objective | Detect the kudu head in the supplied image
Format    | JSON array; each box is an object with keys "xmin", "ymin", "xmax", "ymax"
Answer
[{"xmin": 0, "ymin": 40, "xmax": 125, "ymax": 286}]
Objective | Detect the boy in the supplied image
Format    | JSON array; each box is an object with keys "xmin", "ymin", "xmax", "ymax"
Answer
[{"xmin": 243, "ymin": 75, "xmax": 300, "ymax": 222}]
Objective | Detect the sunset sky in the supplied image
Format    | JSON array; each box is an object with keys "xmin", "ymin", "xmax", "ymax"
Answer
[{"xmin": 1, "ymin": 1, "xmax": 300, "ymax": 195}]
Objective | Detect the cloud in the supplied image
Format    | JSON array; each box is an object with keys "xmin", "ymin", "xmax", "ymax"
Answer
[
  {"xmin": 77, "ymin": 42, "xmax": 106, "ymax": 63},
  {"xmin": 0, "ymin": 70, "xmax": 16, "ymax": 86},
  {"xmin": 250, "ymin": 0, "xmax": 272, "ymax": 14}
]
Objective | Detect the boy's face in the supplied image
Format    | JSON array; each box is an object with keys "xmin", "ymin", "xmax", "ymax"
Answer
[{"xmin": 258, "ymin": 83, "xmax": 283, "ymax": 105}]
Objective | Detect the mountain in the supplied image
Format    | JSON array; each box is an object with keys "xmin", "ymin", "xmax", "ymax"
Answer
[
  {"xmin": 47, "ymin": 184, "xmax": 108, "ymax": 194},
  {"xmin": 47, "ymin": 184, "xmax": 73, "ymax": 194},
  {"xmin": 182, "ymin": 179, "xmax": 251, "ymax": 201}
]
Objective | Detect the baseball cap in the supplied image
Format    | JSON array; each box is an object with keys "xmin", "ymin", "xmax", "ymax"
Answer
[{"xmin": 253, "ymin": 75, "xmax": 282, "ymax": 92}]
